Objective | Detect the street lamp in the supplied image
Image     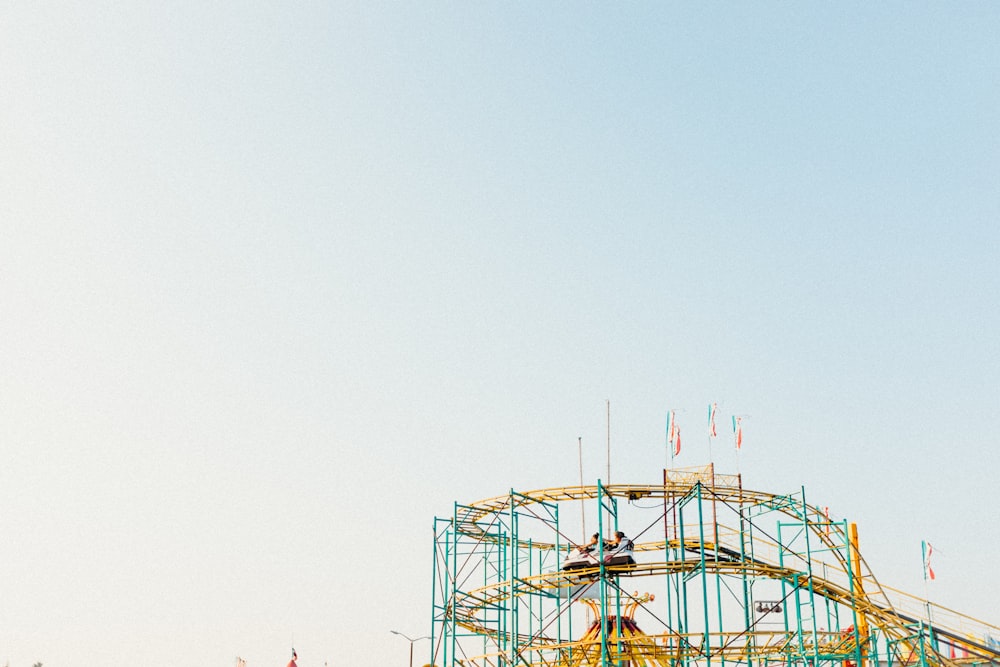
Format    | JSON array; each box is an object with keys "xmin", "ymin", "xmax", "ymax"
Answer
[{"xmin": 390, "ymin": 630, "xmax": 430, "ymax": 667}]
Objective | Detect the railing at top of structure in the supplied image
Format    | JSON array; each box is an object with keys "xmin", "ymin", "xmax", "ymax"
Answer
[{"xmin": 664, "ymin": 463, "xmax": 741, "ymax": 490}]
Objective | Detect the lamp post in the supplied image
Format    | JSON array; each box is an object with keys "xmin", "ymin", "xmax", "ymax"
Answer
[{"xmin": 390, "ymin": 630, "xmax": 430, "ymax": 667}]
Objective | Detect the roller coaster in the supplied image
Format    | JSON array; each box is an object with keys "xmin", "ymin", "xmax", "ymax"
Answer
[{"xmin": 430, "ymin": 465, "xmax": 1000, "ymax": 667}]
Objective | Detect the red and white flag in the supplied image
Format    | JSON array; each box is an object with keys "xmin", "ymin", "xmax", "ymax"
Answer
[
  {"xmin": 732, "ymin": 416, "xmax": 743, "ymax": 450},
  {"xmin": 667, "ymin": 411, "xmax": 681, "ymax": 456},
  {"xmin": 708, "ymin": 403, "xmax": 718, "ymax": 438},
  {"xmin": 922, "ymin": 541, "xmax": 936, "ymax": 581}
]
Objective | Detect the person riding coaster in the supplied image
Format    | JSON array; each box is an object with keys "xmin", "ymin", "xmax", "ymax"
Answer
[{"xmin": 561, "ymin": 531, "xmax": 635, "ymax": 570}]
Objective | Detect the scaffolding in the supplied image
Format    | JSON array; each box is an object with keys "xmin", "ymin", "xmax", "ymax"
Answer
[{"xmin": 429, "ymin": 465, "xmax": 1000, "ymax": 667}]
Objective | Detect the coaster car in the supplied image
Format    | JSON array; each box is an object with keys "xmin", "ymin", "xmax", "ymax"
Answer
[{"xmin": 561, "ymin": 543, "xmax": 635, "ymax": 571}]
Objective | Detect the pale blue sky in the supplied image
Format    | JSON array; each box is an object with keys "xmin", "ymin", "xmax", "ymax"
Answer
[{"xmin": 2, "ymin": 3, "xmax": 998, "ymax": 666}]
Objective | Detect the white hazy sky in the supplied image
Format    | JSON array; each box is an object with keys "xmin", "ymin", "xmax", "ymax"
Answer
[{"xmin": 2, "ymin": 3, "xmax": 999, "ymax": 666}]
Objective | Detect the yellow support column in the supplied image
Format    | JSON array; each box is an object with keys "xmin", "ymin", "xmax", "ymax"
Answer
[{"xmin": 849, "ymin": 523, "xmax": 870, "ymax": 666}]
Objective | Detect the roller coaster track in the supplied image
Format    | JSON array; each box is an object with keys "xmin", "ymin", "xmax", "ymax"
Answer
[{"xmin": 439, "ymin": 481, "xmax": 1000, "ymax": 667}]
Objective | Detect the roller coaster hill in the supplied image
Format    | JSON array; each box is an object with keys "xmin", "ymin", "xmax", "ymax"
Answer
[{"xmin": 429, "ymin": 465, "xmax": 1000, "ymax": 667}]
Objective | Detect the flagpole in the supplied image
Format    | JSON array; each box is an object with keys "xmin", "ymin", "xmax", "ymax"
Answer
[
  {"xmin": 667, "ymin": 410, "xmax": 679, "ymax": 470},
  {"xmin": 921, "ymin": 541, "xmax": 934, "ymax": 625},
  {"xmin": 707, "ymin": 403, "xmax": 716, "ymax": 466},
  {"xmin": 605, "ymin": 400, "xmax": 612, "ymax": 531},
  {"xmin": 666, "ymin": 410, "xmax": 673, "ymax": 471},
  {"xmin": 578, "ymin": 436, "xmax": 586, "ymax": 542},
  {"xmin": 735, "ymin": 414, "xmax": 741, "ymax": 475},
  {"xmin": 667, "ymin": 410, "xmax": 674, "ymax": 470},
  {"xmin": 606, "ymin": 399, "xmax": 611, "ymax": 485},
  {"xmin": 732, "ymin": 415, "xmax": 744, "ymax": 474}
]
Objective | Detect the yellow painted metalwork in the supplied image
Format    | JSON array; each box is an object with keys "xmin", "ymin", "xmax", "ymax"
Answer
[
  {"xmin": 431, "ymin": 469, "xmax": 1000, "ymax": 667},
  {"xmin": 849, "ymin": 522, "xmax": 871, "ymax": 662}
]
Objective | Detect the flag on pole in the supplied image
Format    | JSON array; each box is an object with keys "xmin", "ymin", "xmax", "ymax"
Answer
[
  {"xmin": 667, "ymin": 411, "xmax": 680, "ymax": 456},
  {"xmin": 922, "ymin": 540, "xmax": 936, "ymax": 581},
  {"xmin": 732, "ymin": 416, "xmax": 743, "ymax": 449},
  {"xmin": 708, "ymin": 403, "xmax": 718, "ymax": 438}
]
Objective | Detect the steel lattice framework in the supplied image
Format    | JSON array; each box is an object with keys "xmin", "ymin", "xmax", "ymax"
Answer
[{"xmin": 429, "ymin": 465, "xmax": 1000, "ymax": 667}]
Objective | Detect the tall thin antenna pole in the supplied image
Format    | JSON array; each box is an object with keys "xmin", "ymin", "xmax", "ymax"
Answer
[
  {"xmin": 606, "ymin": 399, "xmax": 611, "ymax": 485},
  {"xmin": 578, "ymin": 436, "xmax": 586, "ymax": 541}
]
